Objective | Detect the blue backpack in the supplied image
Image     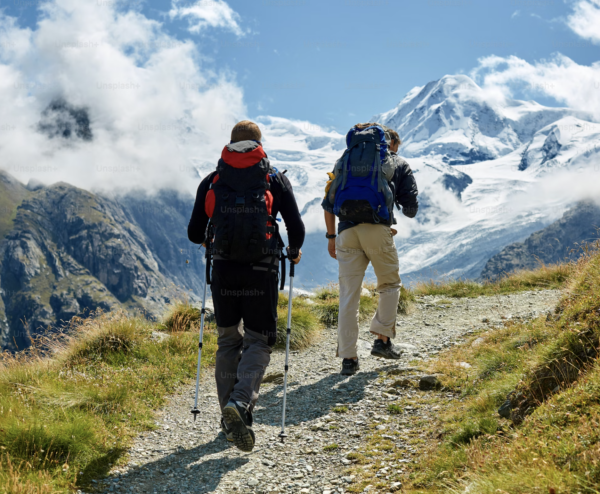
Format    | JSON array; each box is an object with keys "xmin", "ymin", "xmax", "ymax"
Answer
[{"xmin": 330, "ymin": 125, "xmax": 396, "ymax": 224}]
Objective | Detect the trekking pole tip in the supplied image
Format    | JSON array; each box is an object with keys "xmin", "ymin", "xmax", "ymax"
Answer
[
  {"xmin": 279, "ymin": 432, "xmax": 287, "ymax": 443},
  {"xmin": 191, "ymin": 408, "xmax": 200, "ymax": 421}
]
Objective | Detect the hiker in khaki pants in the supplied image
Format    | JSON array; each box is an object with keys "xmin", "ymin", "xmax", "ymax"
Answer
[{"xmin": 321, "ymin": 123, "xmax": 419, "ymax": 375}]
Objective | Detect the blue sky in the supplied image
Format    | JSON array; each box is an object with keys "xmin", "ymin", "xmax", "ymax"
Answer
[{"xmin": 2, "ymin": 0, "xmax": 599, "ymax": 132}]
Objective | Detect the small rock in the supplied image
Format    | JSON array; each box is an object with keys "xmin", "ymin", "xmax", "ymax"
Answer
[
  {"xmin": 498, "ymin": 400, "xmax": 512, "ymax": 419},
  {"xmin": 419, "ymin": 375, "xmax": 441, "ymax": 391},
  {"xmin": 151, "ymin": 331, "xmax": 170, "ymax": 342},
  {"xmin": 482, "ymin": 318, "xmax": 490, "ymax": 323},
  {"xmin": 361, "ymin": 287, "xmax": 372, "ymax": 297},
  {"xmin": 248, "ymin": 478, "xmax": 259, "ymax": 486},
  {"xmin": 395, "ymin": 343, "xmax": 417, "ymax": 351},
  {"xmin": 390, "ymin": 481, "xmax": 402, "ymax": 492},
  {"xmin": 471, "ymin": 337, "xmax": 485, "ymax": 347},
  {"xmin": 455, "ymin": 362, "xmax": 472, "ymax": 369}
]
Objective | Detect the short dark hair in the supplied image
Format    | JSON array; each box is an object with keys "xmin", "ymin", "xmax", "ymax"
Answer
[
  {"xmin": 231, "ymin": 120, "xmax": 262, "ymax": 143},
  {"xmin": 388, "ymin": 129, "xmax": 401, "ymax": 145}
]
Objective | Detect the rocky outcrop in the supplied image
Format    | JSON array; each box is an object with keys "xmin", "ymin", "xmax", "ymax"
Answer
[
  {"xmin": 117, "ymin": 190, "xmax": 205, "ymax": 294},
  {"xmin": 0, "ymin": 180, "xmax": 191, "ymax": 351},
  {"xmin": 481, "ymin": 201, "xmax": 600, "ymax": 279}
]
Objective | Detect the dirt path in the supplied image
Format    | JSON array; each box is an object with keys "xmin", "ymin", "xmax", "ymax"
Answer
[{"xmin": 96, "ymin": 289, "xmax": 561, "ymax": 494}]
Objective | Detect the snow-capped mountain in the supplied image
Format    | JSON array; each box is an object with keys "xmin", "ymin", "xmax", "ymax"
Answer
[
  {"xmin": 373, "ymin": 74, "xmax": 590, "ymax": 166},
  {"xmin": 227, "ymin": 75, "xmax": 600, "ymax": 289}
]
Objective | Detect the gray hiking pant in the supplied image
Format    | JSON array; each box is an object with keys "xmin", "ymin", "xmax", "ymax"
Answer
[{"xmin": 215, "ymin": 321, "xmax": 272, "ymax": 413}]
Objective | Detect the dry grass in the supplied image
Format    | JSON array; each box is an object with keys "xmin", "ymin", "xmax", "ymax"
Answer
[
  {"xmin": 159, "ymin": 298, "xmax": 204, "ymax": 333},
  {"xmin": 413, "ymin": 263, "xmax": 573, "ymax": 298},
  {"xmin": 276, "ymin": 295, "xmax": 323, "ymax": 350}
]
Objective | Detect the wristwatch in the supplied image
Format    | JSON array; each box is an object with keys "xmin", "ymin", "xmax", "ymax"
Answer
[{"xmin": 326, "ymin": 233, "xmax": 337, "ymax": 239}]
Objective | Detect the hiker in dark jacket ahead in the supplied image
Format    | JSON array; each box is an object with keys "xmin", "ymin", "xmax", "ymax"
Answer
[
  {"xmin": 188, "ymin": 120, "xmax": 305, "ymax": 452},
  {"xmin": 322, "ymin": 123, "xmax": 418, "ymax": 376}
]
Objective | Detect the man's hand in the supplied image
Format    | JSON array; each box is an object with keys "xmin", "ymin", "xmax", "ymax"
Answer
[
  {"xmin": 391, "ymin": 228, "xmax": 398, "ymax": 237},
  {"xmin": 290, "ymin": 249, "xmax": 302, "ymax": 265},
  {"xmin": 328, "ymin": 238, "xmax": 337, "ymax": 259}
]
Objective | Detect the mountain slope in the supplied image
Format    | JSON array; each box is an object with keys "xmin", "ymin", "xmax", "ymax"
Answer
[
  {"xmin": 117, "ymin": 190, "xmax": 205, "ymax": 294},
  {"xmin": 0, "ymin": 170, "xmax": 31, "ymax": 348},
  {"xmin": 0, "ymin": 179, "xmax": 193, "ymax": 351},
  {"xmin": 481, "ymin": 201, "xmax": 600, "ymax": 279},
  {"xmin": 0, "ymin": 170, "xmax": 31, "ymax": 241}
]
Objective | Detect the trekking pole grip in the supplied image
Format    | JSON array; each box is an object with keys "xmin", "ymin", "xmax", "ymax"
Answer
[{"xmin": 289, "ymin": 258, "xmax": 295, "ymax": 278}]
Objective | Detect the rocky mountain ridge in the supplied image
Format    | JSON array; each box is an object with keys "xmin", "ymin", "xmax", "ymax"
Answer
[
  {"xmin": 482, "ymin": 201, "xmax": 600, "ymax": 279},
  {"xmin": 0, "ymin": 172, "xmax": 202, "ymax": 351}
]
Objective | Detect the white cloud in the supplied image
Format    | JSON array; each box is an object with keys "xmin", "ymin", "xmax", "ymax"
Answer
[
  {"xmin": 169, "ymin": 0, "xmax": 244, "ymax": 36},
  {"xmin": 567, "ymin": 0, "xmax": 600, "ymax": 44},
  {"xmin": 469, "ymin": 0, "xmax": 600, "ymax": 120},
  {"xmin": 511, "ymin": 10, "xmax": 521, "ymax": 18},
  {"xmin": 470, "ymin": 54, "xmax": 600, "ymax": 119},
  {"xmin": 0, "ymin": 0, "xmax": 247, "ymax": 195}
]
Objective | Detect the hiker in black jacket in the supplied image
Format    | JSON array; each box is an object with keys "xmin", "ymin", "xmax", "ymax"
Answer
[
  {"xmin": 188, "ymin": 120, "xmax": 305, "ymax": 452},
  {"xmin": 322, "ymin": 124, "xmax": 418, "ymax": 375}
]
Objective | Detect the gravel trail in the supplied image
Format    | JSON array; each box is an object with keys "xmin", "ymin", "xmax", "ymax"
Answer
[{"xmin": 98, "ymin": 289, "xmax": 561, "ymax": 494}]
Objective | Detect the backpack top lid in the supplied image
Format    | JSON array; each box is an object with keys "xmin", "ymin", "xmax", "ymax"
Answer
[
  {"xmin": 221, "ymin": 140, "xmax": 267, "ymax": 169},
  {"xmin": 345, "ymin": 124, "xmax": 388, "ymax": 162}
]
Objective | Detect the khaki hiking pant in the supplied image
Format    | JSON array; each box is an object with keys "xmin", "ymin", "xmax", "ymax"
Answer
[{"xmin": 336, "ymin": 224, "xmax": 401, "ymax": 359}]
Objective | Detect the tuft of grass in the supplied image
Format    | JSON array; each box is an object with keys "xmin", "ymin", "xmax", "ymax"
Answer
[
  {"xmin": 0, "ymin": 310, "xmax": 217, "ymax": 493},
  {"xmin": 413, "ymin": 263, "xmax": 573, "ymax": 298},
  {"xmin": 312, "ymin": 283, "xmax": 380, "ymax": 326},
  {"xmin": 323, "ymin": 443, "xmax": 339, "ymax": 452},
  {"xmin": 398, "ymin": 286, "xmax": 416, "ymax": 315},
  {"xmin": 387, "ymin": 404, "xmax": 403, "ymax": 415},
  {"xmin": 160, "ymin": 299, "xmax": 203, "ymax": 333},
  {"xmin": 332, "ymin": 406, "xmax": 349, "ymax": 413},
  {"xmin": 276, "ymin": 295, "xmax": 322, "ymax": 350}
]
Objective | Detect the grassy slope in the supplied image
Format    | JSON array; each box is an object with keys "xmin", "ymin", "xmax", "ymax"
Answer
[
  {"xmin": 0, "ymin": 311, "xmax": 218, "ymax": 493},
  {"xmin": 390, "ymin": 248, "xmax": 600, "ymax": 493}
]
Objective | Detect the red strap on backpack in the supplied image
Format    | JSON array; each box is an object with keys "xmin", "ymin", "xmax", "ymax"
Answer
[{"xmin": 204, "ymin": 174, "xmax": 219, "ymax": 218}]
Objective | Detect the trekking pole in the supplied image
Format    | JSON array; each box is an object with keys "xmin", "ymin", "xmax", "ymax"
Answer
[
  {"xmin": 279, "ymin": 256, "xmax": 295, "ymax": 443},
  {"xmin": 191, "ymin": 226, "xmax": 213, "ymax": 421}
]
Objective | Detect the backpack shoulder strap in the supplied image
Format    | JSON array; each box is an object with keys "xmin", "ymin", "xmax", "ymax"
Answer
[{"xmin": 341, "ymin": 150, "xmax": 351, "ymax": 191}]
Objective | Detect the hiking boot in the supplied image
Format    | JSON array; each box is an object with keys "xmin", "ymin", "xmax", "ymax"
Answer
[
  {"xmin": 222, "ymin": 401, "xmax": 255, "ymax": 452},
  {"xmin": 371, "ymin": 339, "xmax": 403, "ymax": 359},
  {"xmin": 340, "ymin": 358, "xmax": 360, "ymax": 376},
  {"xmin": 220, "ymin": 417, "xmax": 233, "ymax": 442}
]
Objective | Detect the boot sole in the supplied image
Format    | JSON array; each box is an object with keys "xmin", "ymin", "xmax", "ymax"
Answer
[
  {"xmin": 371, "ymin": 349, "xmax": 403, "ymax": 360},
  {"xmin": 222, "ymin": 406, "xmax": 255, "ymax": 452}
]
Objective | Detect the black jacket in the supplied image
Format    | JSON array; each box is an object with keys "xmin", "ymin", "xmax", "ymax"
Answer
[
  {"xmin": 321, "ymin": 152, "xmax": 419, "ymax": 233},
  {"xmin": 188, "ymin": 171, "xmax": 305, "ymax": 258}
]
